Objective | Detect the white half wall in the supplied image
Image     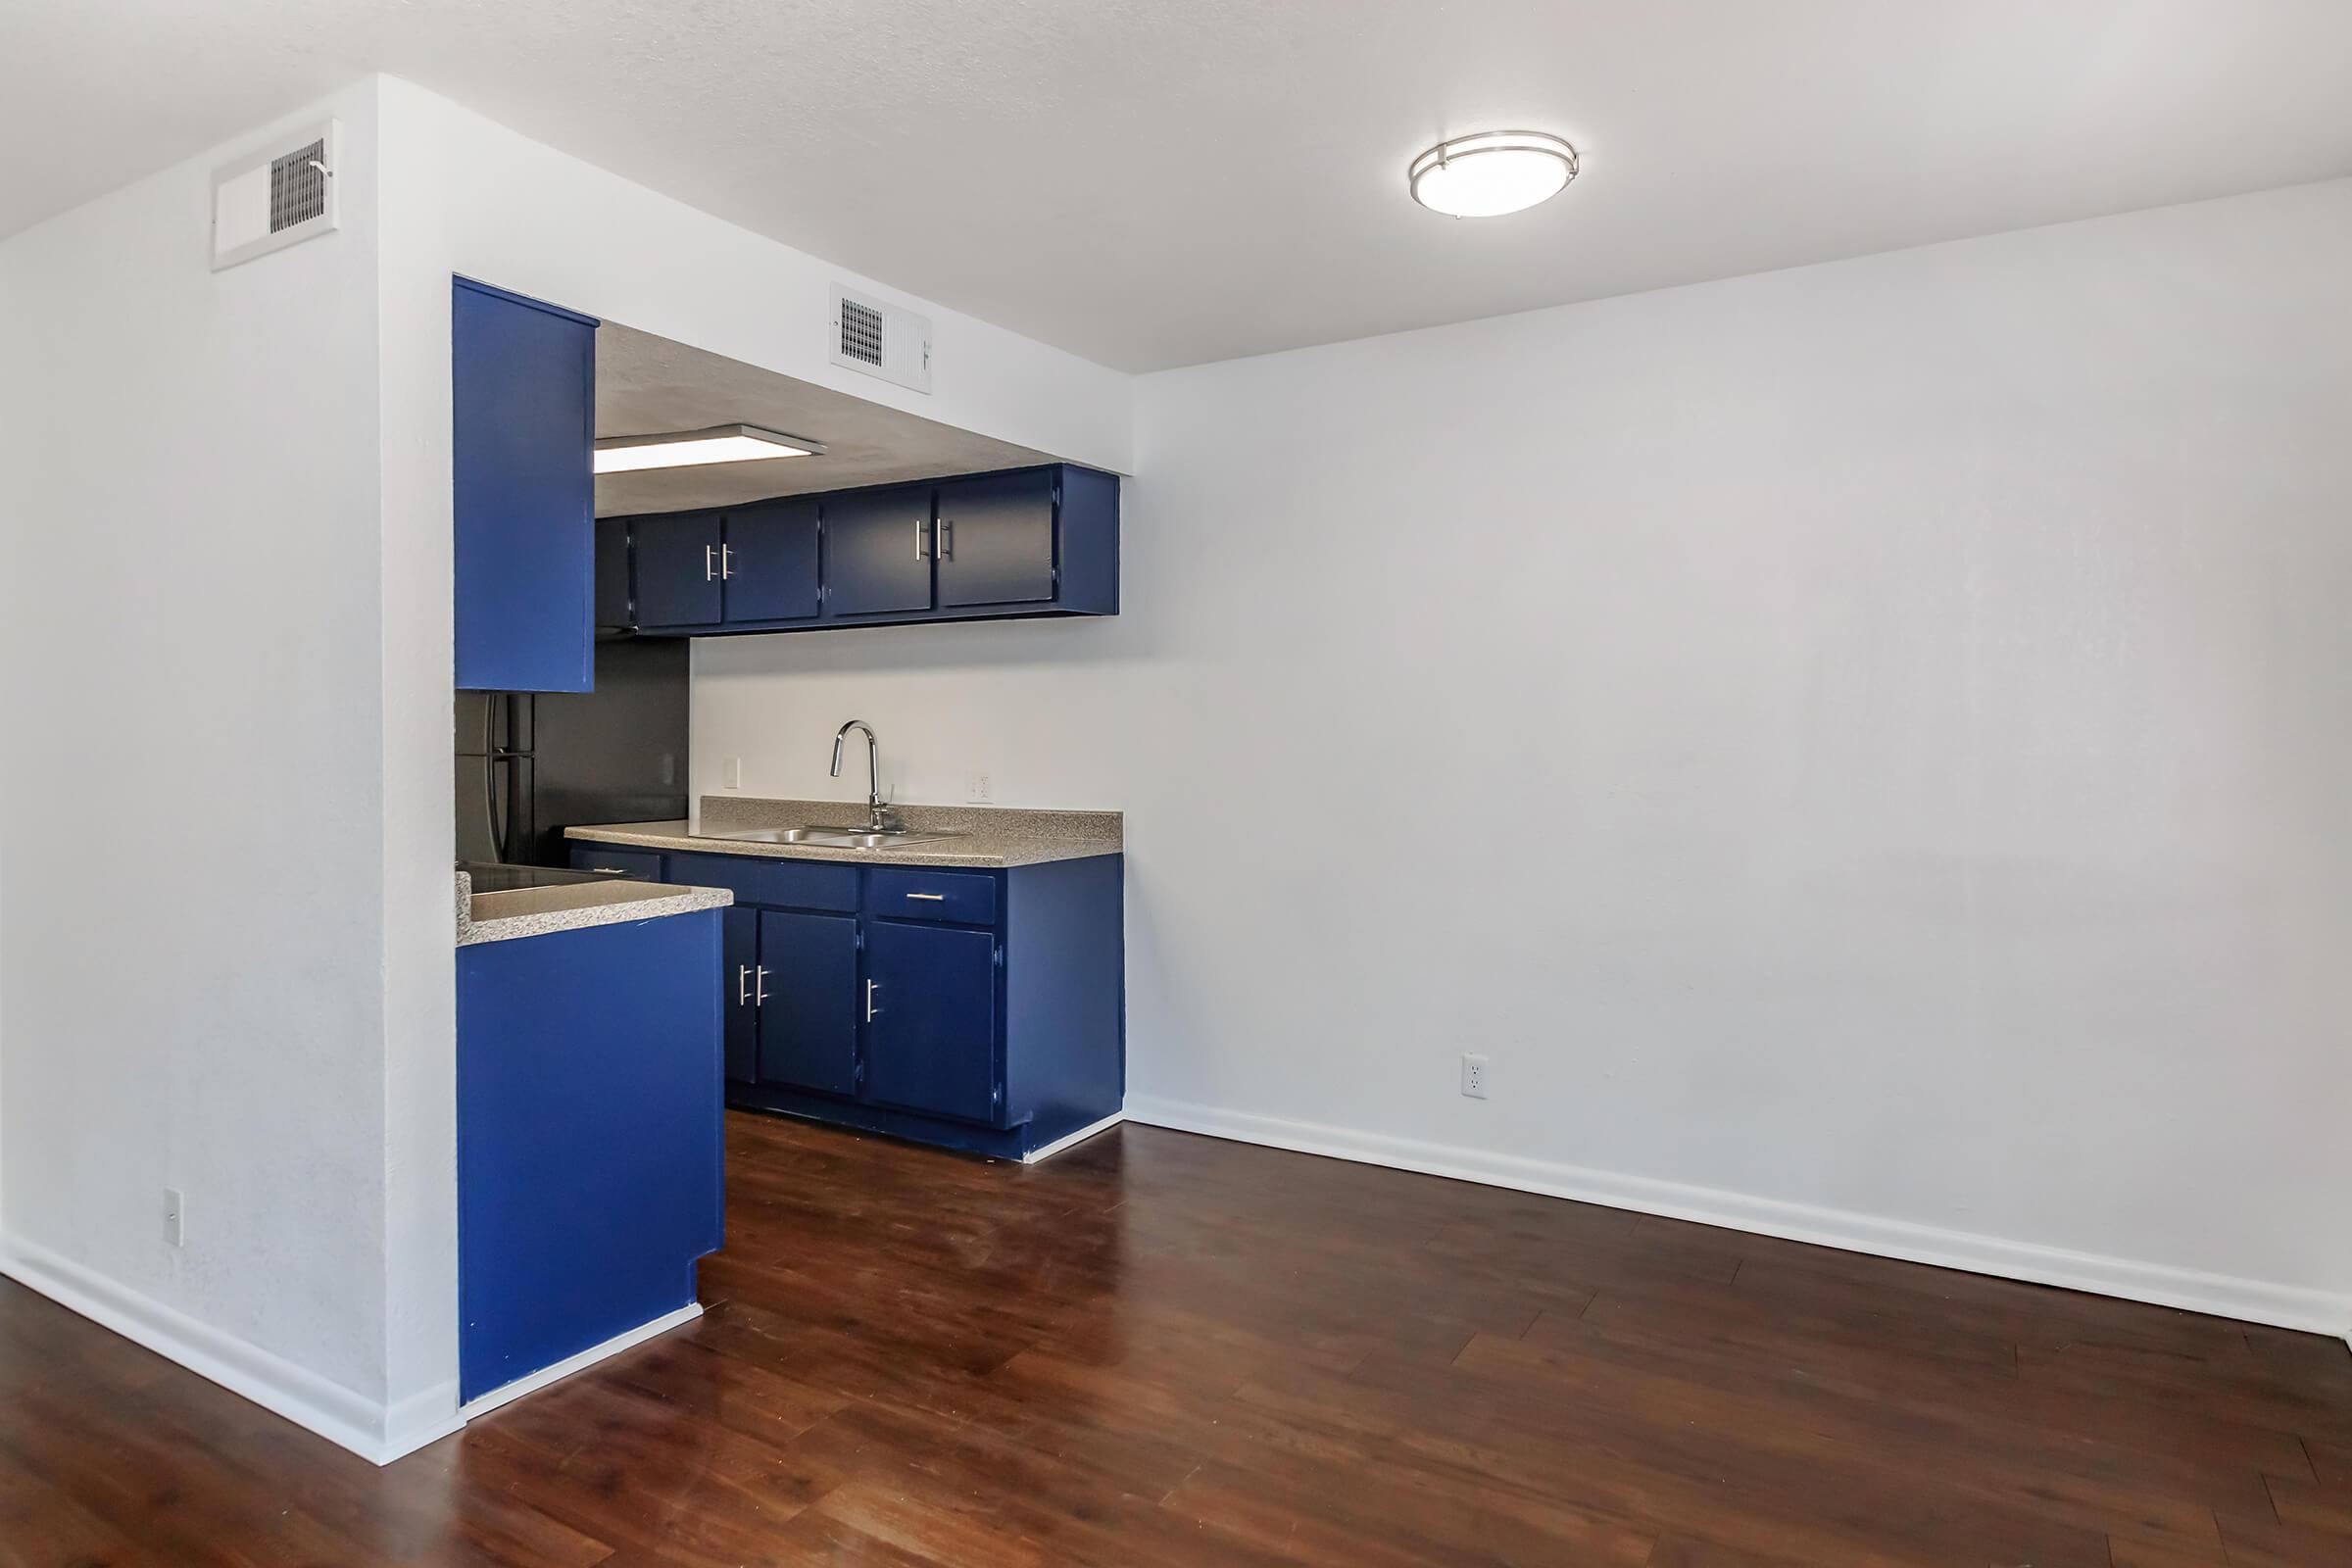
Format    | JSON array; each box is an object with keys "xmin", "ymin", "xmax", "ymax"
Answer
[
  {"xmin": 692, "ymin": 178, "xmax": 2352, "ymax": 1333},
  {"xmin": 0, "ymin": 81, "xmax": 403, "ymax": 1436}
]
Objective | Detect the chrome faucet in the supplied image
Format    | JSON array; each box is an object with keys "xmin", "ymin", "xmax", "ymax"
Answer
[{"xmin": 829, "ymin": 719, "xmax": 900, "ymax": 831}]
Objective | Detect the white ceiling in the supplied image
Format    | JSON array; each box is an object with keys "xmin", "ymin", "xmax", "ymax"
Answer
[
  {"xmin": 8, "ymin": 1, "xmax": 2351, "ymax": 370},
  {"xmin": 595, "ymin": 321, "xmax": 1049, "ymax": 516}
]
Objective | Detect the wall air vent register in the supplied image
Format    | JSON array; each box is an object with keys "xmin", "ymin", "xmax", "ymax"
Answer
[
  {"xmin": 829, "ymin": 284, "xmax": 933, "ymax": 395},
  {"xmin": 212, "ymin": 120, "xmax": 340, "ymax": 271}
]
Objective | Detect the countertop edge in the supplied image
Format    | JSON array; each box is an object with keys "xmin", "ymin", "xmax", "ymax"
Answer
[
  {"xmin": 564, "ymin": 823, "xmax": 1123, "ymax": 870},
  {"xmin": 457, "ymin": 885, "xmax": 735, "ymax": 947}
]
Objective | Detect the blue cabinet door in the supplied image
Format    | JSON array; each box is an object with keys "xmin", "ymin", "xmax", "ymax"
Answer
[
  {"xmin": 634, "ymin": 512, "xmax": 723, "ymax": 628},
  {"xmin": 864, "ymin": 919, "xmax": 1000, "ymax": 1124},
  {"xmin": 594, "ymin": 517, "xmax": 634, "ymax": 630},
  {"xmin": 723, "ymin": 500, "xmax": 820, "ymax": 623},
  {"xmin": 757, "ymin": 909, "xmax": 860, "ymax": 1097},
  {"xmin": 453, "ymin": 279, "xmax": 598, "ymax": 692},
  {"xmin": 936, "ymin": 470, "xmax": 1056, "ymax": 608},
  {"xmin": 822, "ymin": 487, "xmax": 934, "ymax": 616},
  {"xmin": 721, "ymin": 907, "xmax": 759, "ymax": 1086}
]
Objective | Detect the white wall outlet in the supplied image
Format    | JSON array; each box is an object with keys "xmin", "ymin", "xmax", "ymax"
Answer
[
  {"xmin": 965, "ymin": 770, "xmax": 992, "ymax": 804},
  {"xmin": 164, "ymin": 1188, "xmax": 185, "ymax": 1248},
  {"xmin": 1460, "ymin": 1054, "xmax": 1490, "ymax": 1100},
  {"xmin": 720, "ymin": 756, "xmax": 742, "ymax": 790}
]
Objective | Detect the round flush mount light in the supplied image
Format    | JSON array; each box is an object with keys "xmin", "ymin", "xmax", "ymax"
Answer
[{"xmin": 1407, "ymin": 130, "xmax": 1580, "ymax": 219}]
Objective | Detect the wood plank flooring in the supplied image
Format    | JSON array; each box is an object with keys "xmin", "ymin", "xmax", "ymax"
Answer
[{"xmin": 4, "ymin": 1113, "xmax": 2350, "ymax": 1564}]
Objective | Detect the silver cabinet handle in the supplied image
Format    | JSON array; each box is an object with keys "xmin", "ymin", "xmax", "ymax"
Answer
[
  {"xmin": 755, "ymin": 965, "xmax": 769, "ymax": 1006},
  {"xmin": 939, "ymin": 517, "xmax": 954, "ymax": 560},
  {"xmin": 864, "ymin": 977, "xmax": 878, "ymax": 1022},
  {"xmin": 589, "ymin": 866, "xmax": 626, "ymax": 874},
  {"xmin": 915, "ymin": 517, "xmax": 926, "ymax": 561},
  {"xmin": 704, "ymin": 544, "xmax": 717, "ymax": 581},
  {"xmin": 737, "ymin": 964, "xmax": 752, "ymax": 1005},
  {"xmin": 719, "ymin": 542, "xmax": 734, "ymax": 580},
  {"xmin": 905, "ymin": 892, "xmax": 946, "ymax": 902}
]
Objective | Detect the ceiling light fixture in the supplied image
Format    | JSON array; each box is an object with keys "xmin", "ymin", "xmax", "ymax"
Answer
[
  {"xmin": 592, "ymin": 424, "xmax": 826, "ymax": 474},
  {"xmin": 1407, "ymin": 130, "xmax": 1579, "ymax": 219}
]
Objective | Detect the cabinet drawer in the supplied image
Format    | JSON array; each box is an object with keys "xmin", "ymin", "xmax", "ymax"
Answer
[
  {"xmin": 665, "ymin": 850, "xmax": 857, "ymax": 911},
  {"xmin": 567, "ymin": 846, "xmax": 664, "ymax": 880},
  {"xmin": 866, "ymin": 867, "xmax": 998, "ymax": 926}
]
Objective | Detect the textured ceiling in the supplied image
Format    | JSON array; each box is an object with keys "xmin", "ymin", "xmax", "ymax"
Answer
[
  {"xmin": 7, "ymin": 1, "xmax": 2352, "ymax": 370},
  {"xmin": 594, "ymin": 321, "xmax": 1048, "ymax": 516}
]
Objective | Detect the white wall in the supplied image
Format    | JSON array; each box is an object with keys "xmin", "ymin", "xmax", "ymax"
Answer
[
  {"xmin": 0, "ymin": 81, "xmax": 401, "ymax": 1435},
  {"xmin": 694, "ymin": 178, "xmax": 2352, "ymax": 1331}
]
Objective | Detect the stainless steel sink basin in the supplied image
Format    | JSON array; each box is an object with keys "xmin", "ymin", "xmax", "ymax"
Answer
[
  {"xmin": 703, "ymin": 827, "xmax": 837, "ymax": 844},
  {"xmin": 694, "ymin": 825, "xmax": 961, "ymax": 851}
]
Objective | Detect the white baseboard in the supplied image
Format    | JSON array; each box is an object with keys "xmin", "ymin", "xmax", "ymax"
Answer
[
  {"xmin": 1023, "ymin": 1111, "xmax": 1126, "ymax": 1164},
  {"xmin": 0, "ymin": 1231, "xmax": 416, "ymax": 1463},
  {"xmin": 1122, "ymin": 1096, "xmax": 2352, "ymax": 1339},
  {"xmin": 457, "ymin": 1302, "xmax": 702, "ymax": 1422}
]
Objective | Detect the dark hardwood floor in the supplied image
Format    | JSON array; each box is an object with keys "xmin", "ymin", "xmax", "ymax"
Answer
[{"xmin": 5, "ymin": 1114, "xmax": 2351, "ymax": 1565}]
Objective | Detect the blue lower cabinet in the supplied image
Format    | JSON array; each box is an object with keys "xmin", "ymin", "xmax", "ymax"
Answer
[
  {"xmin": 757, "ymin": 909, "xmax": 861, "ymax": 1097},
  {"xmin": 457, "ymin": 910, "xmax": 724, "ymax": 1404},
  {"xmin": 721, "ymin": 907, "xmax": 760, "ymax": 1086},
  {"xmin": 561, "ymin": 836, "xmax": 1125, "ymax": 1160},
  {"xmin": 864, "ymin": 920, "xmax": 1001, "ymax": 1124}
]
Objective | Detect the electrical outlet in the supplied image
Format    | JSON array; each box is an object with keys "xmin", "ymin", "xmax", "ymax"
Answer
[
  {"xmin": 720, "ymin": 756, "xmax": 742, "ymax": 790},
  {"xmin": 965, "ymin": 770, "xmax": 992, "ymax": 804},
  {"xmin": 1459, "ymin": 1054, "xmax": 1490, "ymax": 1100},
  {"xmin": 164, "ymin": 1188, "xmax": 185, "ymax": 1248}
]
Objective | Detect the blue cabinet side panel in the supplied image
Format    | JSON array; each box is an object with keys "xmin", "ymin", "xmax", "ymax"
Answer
[
  {"xmin": 452, "ymin": 278, "xmax": 598, "ymax": 693},
  {"xmin": 1056, "ymin": 466, "xmax": 1122, "ymax": 615},
  {"xmin": 1003, "ymin": 854, "xmax": 1125, "ymax": 1144},
  {"xmin": 457, "ymin": 911, "xmax": 723, "ymax": 1403}
]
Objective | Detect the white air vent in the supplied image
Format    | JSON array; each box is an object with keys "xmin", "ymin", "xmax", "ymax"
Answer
[
  {"xmin": 829, "ymin": 284, "xmax": 933, "ymax": 394},
  {"xmin": 212, "ymin": 120, "xmax": 339, "ymax": 271}
]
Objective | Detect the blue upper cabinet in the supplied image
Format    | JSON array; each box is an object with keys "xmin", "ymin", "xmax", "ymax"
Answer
[
  {"xmin": 453, "ymin": 279, "xmax": 599, "ymax": 692},
  {"xmin": 823, "ymin": 485, "xmax": 936, "ymax": 618},
  {"xmin": 607, "ymin": 465, "xmax": 1118, "ymax": 638},
  {"xmin": 721, "ymin": 499, "xmax": 822, "ymax": 624},
  {"xmin": 936, "ymin": 469, "xmax": 1056, "ymax": 609},
  {"xmin": 633, "ymin": 511, "xmax": 723, "ymax": 629}
]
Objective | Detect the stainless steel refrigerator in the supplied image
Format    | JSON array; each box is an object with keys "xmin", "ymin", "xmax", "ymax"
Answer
[{"xmin": 455, "ymin": 637, "xmax": 689, "ymax": 868}]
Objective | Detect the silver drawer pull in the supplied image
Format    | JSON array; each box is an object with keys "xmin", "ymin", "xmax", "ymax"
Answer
[
  {"xmin": 905, "ymin": 892, "xmax": 946, "ymax": 902},
  {"xmin": 915, "ymin": 518, "xmax": 927, "ymax": 561},
  {"xmin": 704, "ymin": 543, "xmax": 717, "ymax": 581},
  {"xmin": 590, "ymin": 866, "xmax": 627, "ymax": 874},
  {"xmin": 737, "ymin": 964, "xmax": 752, "ymax": 1005},
  {"xmin": 755, "ymin": 965, "xmax": 769, "ymax": 1006},
  {"xmin": 864, "ymin": 977, "xmax": 878, "ymax": 1022}
]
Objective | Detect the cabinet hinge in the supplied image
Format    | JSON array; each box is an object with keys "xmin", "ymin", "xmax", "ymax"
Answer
[
  {"xmin": 1050, "ymin": 565, "xmax": 1059, "ymax": 587},
  {"xmin": 994, "ymin": 946, "xmax": 1005, "ymax": 968},
  {"xmin": 856, "ymin": 929, "xmax": 865, "ymax": 952}
]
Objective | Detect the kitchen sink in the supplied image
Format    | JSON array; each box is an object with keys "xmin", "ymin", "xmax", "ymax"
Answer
[{"xmin": 694, "ymin": 825, "xmax": 961, "ymax": 851}]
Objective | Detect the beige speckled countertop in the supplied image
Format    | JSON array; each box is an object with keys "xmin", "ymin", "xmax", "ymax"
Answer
[
  {"xmin": 566, "ymin": 797, "xmax": 1122, "ymax": 870},
  {"xmin": 456, "ymin": 869, "xmax": 733, "ymax": 947}
]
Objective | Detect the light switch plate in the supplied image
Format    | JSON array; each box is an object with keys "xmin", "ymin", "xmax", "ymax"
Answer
[
  {"xmin": 721, "ymin": 757, "xmax": 742, "ymax": 790},
  {"xmin": 965, "ymin": 771, "xmax": 992, "ymax": 804}
]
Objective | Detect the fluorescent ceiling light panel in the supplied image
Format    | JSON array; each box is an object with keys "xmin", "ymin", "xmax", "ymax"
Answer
[{"xmin": 593, "ymin": 424, "xmax": 825, "ymax": 473}]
